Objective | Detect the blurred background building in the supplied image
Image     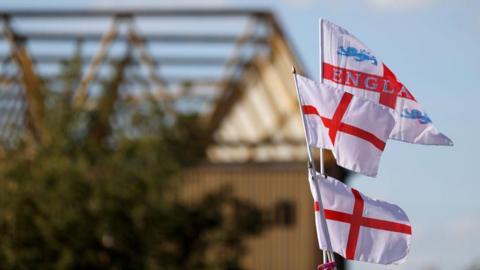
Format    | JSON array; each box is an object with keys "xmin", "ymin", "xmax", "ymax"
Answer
[{"xmin": 0, "ymin": 9, "xmax": 347, "ymax": 269}]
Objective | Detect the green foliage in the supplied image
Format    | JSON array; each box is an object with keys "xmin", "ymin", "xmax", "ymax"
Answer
[{"xmin": 0, "ymin": 76, "xmax": 263, "ymax": 269}]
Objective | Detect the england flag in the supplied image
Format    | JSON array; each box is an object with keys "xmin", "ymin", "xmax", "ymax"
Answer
[
  {"xmin": 309, "ymin": 171, "xmax": 412, "ymax": 264},
  {"xmin": 320, "ymin": 19, "xmax": 453, "ymax": 146},
  {"xmin": 296, "ymin": 74, "xmax": 395, "ymax": 177}
]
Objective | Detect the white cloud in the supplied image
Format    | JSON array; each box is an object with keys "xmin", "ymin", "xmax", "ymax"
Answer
[{"xmin": 365, "ymin": 0, "xmax": 434, "ymax": 12}]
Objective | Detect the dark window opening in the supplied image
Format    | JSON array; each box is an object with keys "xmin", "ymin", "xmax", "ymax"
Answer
[{"xmin": 273, "ymin": 200, "xmax": 296, "ymax": 227}]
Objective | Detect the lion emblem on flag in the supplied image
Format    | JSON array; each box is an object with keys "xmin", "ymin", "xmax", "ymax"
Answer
[{"xmin": 337, "ymin": 46, "xmax": 378, "ymax": 66}]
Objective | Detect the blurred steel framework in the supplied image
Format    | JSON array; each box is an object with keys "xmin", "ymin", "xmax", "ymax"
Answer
[
  {"xmin": 0, "ymin": 9, "xmax": 349, "ymax": 270},
  {"xmin": 0, "ymin": 9, "xmax": 310, "ymax": 162}
]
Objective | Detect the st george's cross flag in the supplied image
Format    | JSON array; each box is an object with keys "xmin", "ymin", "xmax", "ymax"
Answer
[
  {"xmin": 296, "ymin": 74, "xmax": 395, "ymax": 177},
  {"xmin": 308, "ymin": 171, "xmax": 412, "ymax": 264},
  {"xmin": 320, "ymin": 19, "xmax": 453, "ymax": 146}
]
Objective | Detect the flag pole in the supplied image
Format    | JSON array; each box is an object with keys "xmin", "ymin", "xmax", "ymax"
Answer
[
  {"xmin": 292, "ymin": 67, "xmax": 336, "ymax": 268},
  {"xmin": 320, "ymin": 18, "xmax": 337, "ymax": 264},
  {"xmin": 318, "ymin": 19, "xmax": 336, "ymax": 264},
  {"xmin": 318, "ymin": 17, "xmax": 327, "ymax": 187},
  {"xmin": 319, "ymin": 18, "xmax": 325, "ymax": 84}
]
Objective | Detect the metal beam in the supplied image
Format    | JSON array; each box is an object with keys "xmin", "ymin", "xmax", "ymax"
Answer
[
  {"xmin": 0, "ymin": 54, "xmax": 233, "ymax": 66},
  {"xmin": 40, "ymin": 74, "xmax": 224, "ymax": 86},
  {"xmin": 22, "ymin": 55, "xmax": 230, "ymax": 66},
  {"xmin": 208, "ymin": 17, "xmax": 258, "ymax": 133},
  {"xmin": 264, "ymin": 13, "xmax": 306, "ymax": 76},
  {"xmin": 207, "ymin": 67, "xmax": 247, "ymax": 133},
  {"xmin": 87, "ymin": 55, "xmax": 129, "ymax": 144},
  {"xmin": 13, "ymin": 32, "xmax": 266, "ymax": 44},
  {"xmin": 2, "ymin": 18, "xmax": 46, "ymax": 145},
  {"xmin": 127, "ymin": 23, "xmax": 170, "ymax": 101},
  {"xmin": 251, "ymin": 56, "xmax": 300, "ymax": 142},
  {"xmin": 73, "ymin": 18, "xmax": 118, "ymax": 107},
  {"xmin": 0, "ymin": 9, "xmax": 270, "ymax": 18}
]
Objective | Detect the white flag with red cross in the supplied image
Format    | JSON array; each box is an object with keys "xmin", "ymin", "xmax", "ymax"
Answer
[
  {"xmin": 296, "ymin": 74, "xmax": 395, "ymax": 177},
  {"xmin": 320, "ymin": 19, "xmax": 453, "ymax": 146},
  {"xmin": 308, "ymin": 171, "xmax": 412, "ymax": 264}
]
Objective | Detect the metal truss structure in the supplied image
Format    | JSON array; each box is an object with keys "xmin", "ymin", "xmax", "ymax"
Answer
[{"xmin": 0, "ymin": 9, "xmax": 324, "ymax": 163}]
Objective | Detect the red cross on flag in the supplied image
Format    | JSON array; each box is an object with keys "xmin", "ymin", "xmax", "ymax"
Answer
[
  {"xmin": 321, "ymin": 19, "xmax": 453, "ymax": 146},
  {"xmin": 308, "ymin": 171, "xmax": 412, "ymax": 264},
  {"xmin": 296, "ymin": 74, "xmax": 395, "ymax": 177}
]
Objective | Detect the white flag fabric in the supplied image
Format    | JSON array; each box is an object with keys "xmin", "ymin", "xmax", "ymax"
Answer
[
  {"xmin": 308, "ymin": 171, "xmax": 412, "ymax": 264},
  {"xmin": 296, "ymin": 74, "xmax": 395, "ymax": 177},
  {"xmin": 320, "ymin": 19, "xmax": 453, "ymax": 146}
]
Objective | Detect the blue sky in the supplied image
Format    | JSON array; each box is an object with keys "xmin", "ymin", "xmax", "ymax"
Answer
[{"xmin": 1, "ymin": 0, "xmax": 479, "ymax": 269}]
